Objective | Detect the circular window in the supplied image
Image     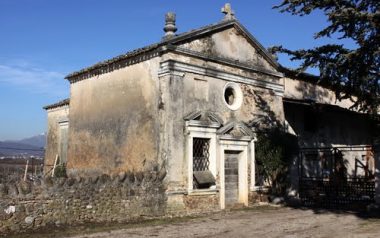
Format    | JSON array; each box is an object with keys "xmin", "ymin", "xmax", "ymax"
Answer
[{"xmin": 223, "ymin": 83, "xmax": 243, "ymax": 110}]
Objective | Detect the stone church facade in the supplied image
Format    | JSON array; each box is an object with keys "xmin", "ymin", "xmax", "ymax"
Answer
[{"xmin": 44, "ymin": 5, "xmax": 377, "ymax": 211}]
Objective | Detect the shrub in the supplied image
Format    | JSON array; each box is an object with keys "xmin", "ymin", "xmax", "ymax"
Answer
[
  {"xmin": 255, "ymin": 129, "xmax": 298, "ymax": 195},
  {"xmin": 54, "ymin": 163, "xmax": 67, "ymax": 178}
]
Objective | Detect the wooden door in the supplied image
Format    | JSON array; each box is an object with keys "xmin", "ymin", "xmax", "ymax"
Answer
[{"xmin": 225, "ymin": 151, "xmax": 239, "ymax": 206}]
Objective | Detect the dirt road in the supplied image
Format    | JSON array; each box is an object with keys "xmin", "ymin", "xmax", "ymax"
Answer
[{"xmin": 67, "ymin": 206, "xmax": 380, "ymax": 238}]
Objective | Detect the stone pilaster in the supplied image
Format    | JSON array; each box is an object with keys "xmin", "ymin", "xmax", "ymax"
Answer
[{"xmin": 374, "ymin": 140, "xmax": 380, "ymax": 204}]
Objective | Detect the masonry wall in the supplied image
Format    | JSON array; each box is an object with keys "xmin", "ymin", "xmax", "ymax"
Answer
[
  {"xmin": 45, "ymin": 105, "xmax": 69, "ymax": 172},
  {"xmin": 0, "ymin": 168, "xmax": 166, "ymax": 236},
  {"xmin": 67, "ymin": 58, "xmax": 161, "ymax": 177}
]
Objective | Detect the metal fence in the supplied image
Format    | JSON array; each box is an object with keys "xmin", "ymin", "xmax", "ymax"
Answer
[
  {"xmin": 299, "ymin": 177, "xmax": 375, "ymax": 208},
  {"xmin": 298, "ymin": 146, "xmax": 375, "ymax": 208},
  {"xmin": 0, "ymin": 158, "xmax": 44, "ymax": 183}
]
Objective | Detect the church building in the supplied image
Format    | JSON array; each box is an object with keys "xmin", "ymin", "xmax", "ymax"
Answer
[{"xmin": 44, "ymin": 4, "xmax": 376, "ymax": 210}]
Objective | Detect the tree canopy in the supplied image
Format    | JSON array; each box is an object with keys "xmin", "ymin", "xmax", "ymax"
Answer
[{"xmin": 273, "ymin": 0, "xmax": 379, "ymax": 113}]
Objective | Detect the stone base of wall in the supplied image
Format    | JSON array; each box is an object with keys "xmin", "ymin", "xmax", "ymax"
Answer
[
  {"xmin": 166, "ymin": 192, "xmax": 220, "ymax": 216},
  {"xmin": 249, "ymin": 190, "xmax": 269, "ymax": 205},
  {"xmin": 0, "ymin": 170, "xmax": 166, "ymax": 236},
  {"xmin": 184, "ymin": 193, "xmax": 220, "ymax": 213}
]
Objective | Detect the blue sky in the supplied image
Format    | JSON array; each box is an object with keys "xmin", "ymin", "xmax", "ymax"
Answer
[{"xmin": 0, "ymin": 0, "xmax": 354, "ymax": 140}]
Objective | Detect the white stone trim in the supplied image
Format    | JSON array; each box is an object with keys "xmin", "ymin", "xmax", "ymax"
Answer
[
  {"xmin": 187, "ymin": 120, "xmax": 220, "ymax": 128},
  {"xmin": 158, "ymin": 60, "xmax": 284, "ymax": 96},
  {"xmin": 58, "ymin": 119, "xmax": 69, "ymax": 125},
  {"xmin": 219, "ymin": 138, "xmax": 251, "ymax": 209},
  {"xmin": 223, "ymin": 82, "xmax": 243, "ymax": 111},
  {"xmin": 187, "ymin": 189, "xmax": 218, "ymax": 196},
  {"xmin": 186, "ymin": 124, "xmax": 218, "ymax": 194},
  {"xmin": 250, "ymin": 140, "xmax": 256, "ymax": 192}
]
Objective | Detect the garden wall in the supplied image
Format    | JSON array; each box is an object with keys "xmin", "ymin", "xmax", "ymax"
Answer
[{"xmin": 0, "ymin": 169, "xmax": 167, "ymax": 236}]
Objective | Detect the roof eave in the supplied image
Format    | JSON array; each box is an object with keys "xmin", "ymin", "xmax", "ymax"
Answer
[{"xmin": 43, "ymin": 99, "xmax": 70, "ymax": 110}]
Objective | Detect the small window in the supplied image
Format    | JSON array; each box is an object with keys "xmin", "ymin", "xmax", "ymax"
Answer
[
  {"xmin": 223, "ymin": 83, "xmax": 243, "ymax": 110},
  {"xmin": 193, "ymin": 138, "xmax": 215, "ymax": 189},
  {"xmin": 224, "ymin": 87, "xmax": 235, "ymax": 105}
]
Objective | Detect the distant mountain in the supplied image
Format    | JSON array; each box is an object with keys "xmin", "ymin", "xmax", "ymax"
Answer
[
  {"xmin": 0, "ymin": 133, "xmax": 46, "ymax": 157},
  {"xmin": 17, "ymin": 133, "xmax": 46, "ymax": 148},
  {"xmin": 0, "ymin": 141, "xmax": 45, "ymax": 157}
]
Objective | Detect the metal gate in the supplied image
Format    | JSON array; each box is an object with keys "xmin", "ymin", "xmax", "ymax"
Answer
[{"xmin": 298, "ymin": 146, "xmax": 375, "ymax": 208}]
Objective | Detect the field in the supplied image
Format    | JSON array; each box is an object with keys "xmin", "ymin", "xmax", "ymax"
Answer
[{"xmin": 0, "ymin": 157, "xmax": 44, "ymax": 183}]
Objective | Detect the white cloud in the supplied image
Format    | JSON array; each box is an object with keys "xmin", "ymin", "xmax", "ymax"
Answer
[{"xmin": 0, "ymin": 62, "xmax": 67, "ymax": 97}]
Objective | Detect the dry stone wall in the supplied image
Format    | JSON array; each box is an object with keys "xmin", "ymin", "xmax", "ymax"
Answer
[{"xmin": 0, "ymin": 169, "xmax": 167, "ymax": 236}]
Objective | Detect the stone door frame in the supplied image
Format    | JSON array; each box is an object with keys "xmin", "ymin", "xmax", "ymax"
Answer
[{"xmin": 219, "ymin": 138, "xmax": 251, "ymax": 209}]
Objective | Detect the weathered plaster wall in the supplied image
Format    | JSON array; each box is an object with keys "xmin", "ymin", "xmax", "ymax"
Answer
[
  {"xmin": 284, "ymin": 77, "xmax": 356, "ymax": 110},
  {"xmin": 179, "ymin": 27, "xmax": 276, "ymax": 72},
  {"xmin": 159, "ymin": 52, "xmax": 284, "ymax": 195},
  {"xmin": 45, "ymin": 105, "xmax": 69, "ymax": 171},
  {"xmin": 158, "ymin": 26, "xmax": 285, "ymax": 205},
  {"xmin": 67, "ymin": 58, "xmax": 161, "ymax": 177}
]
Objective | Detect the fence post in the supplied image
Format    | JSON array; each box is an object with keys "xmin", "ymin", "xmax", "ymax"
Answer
[
  {"xmin": 51, "ymin": 155, "xmax": 58, "ymax": 177},
  {"xmin": 23, "ymin": 160, "xmax": 29, "ymax": 181}
]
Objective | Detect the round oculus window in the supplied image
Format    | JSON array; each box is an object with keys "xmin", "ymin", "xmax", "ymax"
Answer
[{"xmin": 223, "ymin": 83, "xmax": 243, "ymax": 110}]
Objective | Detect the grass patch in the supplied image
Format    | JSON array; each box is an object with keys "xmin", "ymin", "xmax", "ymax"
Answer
[{"xmin": 360, "ymin": 218, "xmax": 380, "ymax": 227}]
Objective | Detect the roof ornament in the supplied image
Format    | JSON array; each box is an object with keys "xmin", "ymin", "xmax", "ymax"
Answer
[
  {"xmin": 163, "ymin": 12, "xmax": 177, "ymax": 40},
  {"xmin": 221, "ymin": 3, "xmax": 235, "ymax": 21}
]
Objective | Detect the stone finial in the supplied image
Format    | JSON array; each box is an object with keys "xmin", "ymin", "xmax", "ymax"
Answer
[
  {"xmin": 221, "ymin": 3, "xmax": 235, "ymax": 20},
  {"xmin": 163, "ymin": 12, "xmax": 177, "ymax": 39}
]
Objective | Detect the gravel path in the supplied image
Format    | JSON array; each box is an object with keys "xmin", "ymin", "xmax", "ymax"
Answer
[{"xmin": 68, "ymin": 207, "xmax": 380, "ymax": 238}]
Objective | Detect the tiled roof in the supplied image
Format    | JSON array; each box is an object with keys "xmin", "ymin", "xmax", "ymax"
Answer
[
  {"xmin": 43, "ymin": 98, "xmax": 70, "ymax": 110},
  {"xmin": 65, "ymin": 19, "xmax": 279, "ymax": 81}
]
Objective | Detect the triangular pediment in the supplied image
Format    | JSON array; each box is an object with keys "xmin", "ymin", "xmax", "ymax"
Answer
[
  {"xmin": 170, "ymin": 20, "xmax": 279, "ymax": 73},
  {"xmin": 217, "ymin": 121, "xmax": 255, "ymax": 140},
  {"xmin": 184, "ymin": 110, "xmax": 223, "ymax": 127}
]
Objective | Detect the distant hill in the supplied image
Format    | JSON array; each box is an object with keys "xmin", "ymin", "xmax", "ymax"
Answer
[
  {"xmin": 16, "ymin": 133, "xmax": 46, "ymax": 148},
  {"xmin": 0, "ymin": 133, "xmax": 46, "ymax": 157}
]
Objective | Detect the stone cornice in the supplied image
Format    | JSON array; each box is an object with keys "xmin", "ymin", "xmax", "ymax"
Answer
[{"xmin": 158, "ymin": 60, "xmax": 284, "ymax": 96}]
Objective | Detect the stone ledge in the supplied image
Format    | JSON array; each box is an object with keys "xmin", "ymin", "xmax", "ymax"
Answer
[{"xmin": 188, "ymin": 189, "xmax": 219, "ymax": 196}]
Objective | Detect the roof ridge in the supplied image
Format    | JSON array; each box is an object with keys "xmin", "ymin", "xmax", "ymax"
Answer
[{"xmin": 65, "ymin": 19, "xmax": 279, "ymax": 81}]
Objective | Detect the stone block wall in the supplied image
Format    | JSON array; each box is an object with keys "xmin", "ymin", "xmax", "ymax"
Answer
[
  {"xmin": 249, "ymin": 191, "xmax": 269, "ymax": 204},
  {"xmin": 183, "ymin": 194, "xmax": 220, "ymax": 213},
  {"xmin": 0, "ymin": 169, "xmax": 167, "ymax": 235}
]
